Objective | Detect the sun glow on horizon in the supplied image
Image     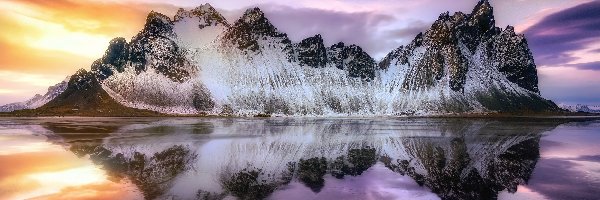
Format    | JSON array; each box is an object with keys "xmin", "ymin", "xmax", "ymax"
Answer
[
  {"xmin": 0, "ymin": 131, "xmax": 142, "ymax": 200},
  {"xmin": 0, "ymin": 1, "xmax": 113, "ymax": 58},
  {"xmin": 17, "ymin": 166, "xmax": 107, "ymax": 199}
]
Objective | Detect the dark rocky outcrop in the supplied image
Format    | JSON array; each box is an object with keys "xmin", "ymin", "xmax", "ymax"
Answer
[
  {"xmin": 486, "ymin": 26, "xmax": 539, "ymax": 93},
  {"xmin": 297, "ymin": 34, "xmax": 328, "ymax": 68},
  {"xmin": 91, "ymin": 37, "xmax": 129, "ymax": 80},
  {"xmin": 378, "ymin": 0, "xmax": 546, "ymax": 99},
  {"xmin": 91, "ymin": 11, "xmax": 192, "ymax": 83},
  {"xmin": 128, "ymin": 11, "xmax": 191, "ymax": 82},
  {"xmin": 33, "ymin": 69, "xmax": 160, "ymax": 116},
  {"xmin": 327, "ymin": 42, "xmax": 376, "ymax": 80},
  {"xmin": 222, "ymin": 8, "xmax": 293, "ymax": 56}
]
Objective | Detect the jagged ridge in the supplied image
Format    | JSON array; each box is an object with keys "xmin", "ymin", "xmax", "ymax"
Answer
[{"xmin": 2, "ymin": 0, "xmax": 561, "ymax": 116}]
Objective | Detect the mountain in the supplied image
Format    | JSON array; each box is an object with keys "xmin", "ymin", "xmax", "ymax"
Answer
[
  {"xmin": 377, "ymin": 0, "xmax": 556, "ymax": 113},
  {"xmin": 559, "ymin": 104, "xmax": 600, "ymax": 113},
  {"xmin": 1, "ymin": 1, "xmax": 562, "ymax": 116},
  {"xmin": 7, "ymin": 69, "xmax": 161, "ymax": 116},
  {"xmin": 0, "ymin": 77, "xmax": 69, "ymax": 112}
]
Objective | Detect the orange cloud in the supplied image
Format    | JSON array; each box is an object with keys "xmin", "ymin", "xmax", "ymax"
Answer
[{"xmin": 0, "ymin": 0, "xmax": 180, "ymax": 104}]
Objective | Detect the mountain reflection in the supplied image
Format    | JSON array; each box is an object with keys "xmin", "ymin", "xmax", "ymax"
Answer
[
  {"xmin": 70, "ymin": 144, "xmax": 197, "ymax": 199},
  {"xmin": 16, "ymin": 118, "xmax": 591, "ymax": 200}
]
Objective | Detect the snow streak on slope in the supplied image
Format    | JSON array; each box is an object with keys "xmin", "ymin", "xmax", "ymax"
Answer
[{"xmin": 92, "ymin": 2, "xmax": 556, "ymax": 116}]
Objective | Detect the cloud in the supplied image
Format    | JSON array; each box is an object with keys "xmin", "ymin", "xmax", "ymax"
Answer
[
  {"xmin": 0, "ymin": 0, "xmax": 181, "ymax": 104},
  {"xmin": 567, "ymin": 61, "xmax": 600, "ymax": 71},
  {"xmin": 382, "ymin": 20, "xmax": 429, "ymax": 42},
  {"xmin": 523, "ymin": 1, "xmax": 600, "ymax": 67},
  {"xmin": 255, "ymin": 4, "xmax": 400, "ymax": 59},
  {"xmin": 538, "ymin": 67, "xmax": 600, "ymax": 105},
  {"xmin": 573, "ymin": 154, "xmax": 600, "ymax": 162}
]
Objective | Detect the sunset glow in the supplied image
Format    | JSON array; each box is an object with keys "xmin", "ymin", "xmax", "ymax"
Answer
[
  {"xmin": 0, "ymin": 132, "xmax": 141, "ymax": 200},
  {"xmin": 0, "ymin": 0, "xmax": 599, "ymax": 105}
]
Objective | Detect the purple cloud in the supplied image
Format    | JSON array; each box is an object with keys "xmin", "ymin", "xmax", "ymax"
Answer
[
  {"xmin": 382, "ymin": 21, "xmax": 429, "ymax": 41},
  {"xmin": 524, "ymin": 1, "xmax": 600, "ymax": 68},
  {"xmin": 573, "ymin": 154, "xmax": 600, "ymax": 162},
  {"xmin": 252, "ymin": 5, "xmax": 407, "ymax": 58},
  {"xmin": 568, "ymin": 61, "xmax": 600, "ymax": 71}
]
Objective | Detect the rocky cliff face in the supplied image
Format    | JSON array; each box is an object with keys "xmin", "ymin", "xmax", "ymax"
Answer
[
  {"xmin": 1, "ymin": 0, "xmax": 560, "ymax": 116},
  {"xmin": 377, "ymin": 0, "xmax": 554, "ymax": 113},
  {"xmin": 222, "ymin": 8, "xmax": 293, "ymax": 55},
  {"xmin": 296, "ymin": 34, "xmax": 328, "ymax": 68},
  {"xmin": 379, "ymin": 0, "xmax": 538, "ymax": 93},
  {"xmin": 327, "ymin": 42, "xmax": 377, "ymax": 80}
]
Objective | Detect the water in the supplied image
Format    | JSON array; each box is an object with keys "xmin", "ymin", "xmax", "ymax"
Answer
[{"xmin": 0, "ymin": 117, "xmax": 599, "ymax": 200}]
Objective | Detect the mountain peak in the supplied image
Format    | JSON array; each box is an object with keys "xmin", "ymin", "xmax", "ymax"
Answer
[
  {"xmin": 242, "ymin": 7, "xmax": 265, "ymax": 23},
  {"xmin": 223, "ymin": 7, "xmax": 291, "ymax": 52},
  {"xmin": 195, "ymin": 3, "xmax": 215, "ymax": 12},
  {"xmin": 142, "ymin": 11, "xmax": 174, "ymax": 36},
  {"xmin": 147, "ymin": 11, "xmax": 171, "ymax": 25},
  {"xmin": 470, "ymin": 0, "xmax": 495, "ymax": 33},
  {"xmin": 233, "ymin": 7, "xmax": 277, "ymax": 32},
  {"xmin": 474, "ymin": 0, "xmax": 492, "ymax": 10},
  {"xmin": 174, "ymin": 3, "xmax": 229, "ymax": 27}
]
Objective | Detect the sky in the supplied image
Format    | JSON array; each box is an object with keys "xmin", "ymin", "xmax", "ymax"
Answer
[{"xmin": 0, "ymin": 0, "xmax": 599, "ymax": 105}]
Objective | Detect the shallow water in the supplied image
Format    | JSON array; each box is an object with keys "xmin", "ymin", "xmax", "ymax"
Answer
[{"xmin": 0, "ymin": 117, "xmax": 599, "ymax": 200}]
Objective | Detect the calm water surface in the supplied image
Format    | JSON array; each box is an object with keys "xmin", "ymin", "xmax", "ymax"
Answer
[{"xmin": 0, "ymin": 117, "xmax": 599, "ymax": 200}]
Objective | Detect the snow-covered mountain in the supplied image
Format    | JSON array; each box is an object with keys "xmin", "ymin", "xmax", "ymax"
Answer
[
  {"xmin": 0, "ymin": 77, "xmax": 69, "ymax": 112},
  {"xmin": 559, "ymin": 104, "xmax": 600, "ymax": 113},
  {"xmin": 1, "ymin": 1, "xmax": 561, "ymax": 116}
]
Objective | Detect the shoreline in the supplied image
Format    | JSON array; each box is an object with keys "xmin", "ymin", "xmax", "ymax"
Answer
[{"xmin": 1, "ymin": 111, "xmax": 599, "ymax": 119}]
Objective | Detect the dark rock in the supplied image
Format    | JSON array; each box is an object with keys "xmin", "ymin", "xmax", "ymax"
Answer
[
  {"xmin": 487, "ymin": 26, "xmax": 539, "ymax": 93},
  {"xmin": 223, "ymin": 7, "xmax": 293, "ymax": 56},
  {"xmin": 192, "ymin": 84, "xmax": 215, "ymax": 111},
  {"xmin": 378, "ymin": 0, "xmax": 541, "ymax": 95},
  {"xmin": 91, "ymin": 37, "xmax": 129, "ymax": 80},
  {"xmin": 128, "ymin": 11, "xmax": 191, "ymax": 82},
  {"xmin": 37, "ymin": 69, "xmax": 161, "ymax": 116},
  {"xmin": 297, "ymin": 34, "xmax": 328, "ymax": 68},
  {"xmin": 326, "ymin": 42, "xmax": 376, "ymax": 80}
]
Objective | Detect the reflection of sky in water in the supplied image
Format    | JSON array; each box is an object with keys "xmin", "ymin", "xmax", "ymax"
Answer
[
  {"xmin": 0, "ymin": 128, "xmax": 141, "ymax": 200},
  {"xmin": 0, "ymin": 118, "xmax": 599, "ymax": 200},
  {"xmin": 498, "ymin": 121, "xmax": 600, "ymax": 200},
  {"xmin": 271, "ymin": 163, "xmax": 440, "ymax": 200}
]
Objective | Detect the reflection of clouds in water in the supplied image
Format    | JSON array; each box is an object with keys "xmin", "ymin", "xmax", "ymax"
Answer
[
  {"xmin": 4, "ymin": 118, "xmax": 600, "ymax": 200},
  {"xmin": 527, "ymin": 158, "xmax": 600, "ymax": 200},
  {"xmin": 0, "ymin": 132, "xmax": 140, "ymax": 200},
  {"xmin": 523, "ymin": 121, "xmax": 600, "ymax": 200},
  {"xmin": 498, "ymin": 185, "xmax": 547, "ymax": 200},
  {"xmin": 93, "ymin": 118, "xmax": 554, "ymax": 199},
  {"xmin": 271, "ymin": 163, "xmax": 440, "ymax": 200}
]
